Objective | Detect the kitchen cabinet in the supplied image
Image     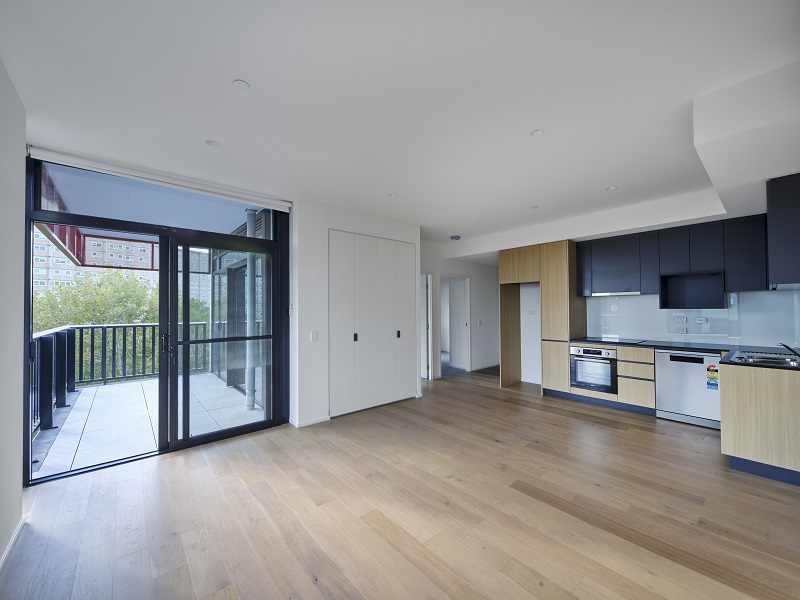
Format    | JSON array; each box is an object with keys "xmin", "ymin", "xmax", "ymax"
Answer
[
  {"xmin": 639, "ymin": 231, "xmax": 660, "ymax": 295},
  {"xmin": 541, "ymin": 340, "xmax": 569, "ymax": 392},
  {"xmin": 576, "ymin": 241, "xmax": 592, "ymax": 297},
  {"xmin": 617, "ymin": 345, "xmax": 655, "ymax": 409},
  {"xmin": 500, "ymin": 246, "xmax": 540, "ymax": 284},
  {"xmin": 767, "ymin": 172, "xmax": 800, "ymax": 286},
  {"xmin": 721, "ymin": 364, "xmax": 800, "ymax": 471},
  {"xmin": 689, "ymin": 222, "xmax": 724, "ymax": 273},
  {"xmin": 499, "ymin": 248, "xmax": 520, "ymax": 284},
  {"xmin": 329, "ymin": 230, "xmax": 416, "ymax": 416},
  {"xmin": 540, "ymin": 240, "xmax": 585, "ymax": 341},
  {"xmin": 659, "ymin": 226, "xmax": 690, "ymax": 274},
  {"xmin": 724, "ymin": 215, "xmax": 767, "ymax": 292},
  {"xmin": 590, "ymin": 234, "xmax": 640, "ymax": 294},
  {"xmin": 499, "ymin": 284, "xmax": 521, "ymax": 387}
]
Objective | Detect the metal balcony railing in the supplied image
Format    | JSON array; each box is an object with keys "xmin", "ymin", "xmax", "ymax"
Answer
[{"xmin": 31, "ymin": 322, "xmax": 209, "ymax": 435}]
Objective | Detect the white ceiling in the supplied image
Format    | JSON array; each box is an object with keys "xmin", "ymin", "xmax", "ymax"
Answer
[{"xmin": 1, "ymin": 1, "xmax": 799, "ymax": 248}]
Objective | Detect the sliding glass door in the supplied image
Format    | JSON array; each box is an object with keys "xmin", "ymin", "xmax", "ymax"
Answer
[
  {"xmin": 167, "ymin": 235, "xmax": 282, "ymax": 449},
  {"xmin": 24, "ymin": 158, "xmax": 290, "ymax": 484}
]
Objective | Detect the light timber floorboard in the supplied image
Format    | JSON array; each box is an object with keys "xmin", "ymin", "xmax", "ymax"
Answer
[{"xmin": 2, "ymin": 367, "xmax": 800, "ymax": 600}]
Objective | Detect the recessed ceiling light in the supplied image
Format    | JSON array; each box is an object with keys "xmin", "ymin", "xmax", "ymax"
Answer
[
  {"xmin": 388, "ymin": 193, "xmax": 398, "ymax": 198},
  {"xmin": 476, "ymin": 219, "xmax": 485, "ymax": 223},
  {"xmin": 232, "ymin": 79, "xmax": 251, "ymax": 91},
  {"xmin": 530, "ymin": 205, "xmax": 539, "ymax": 210},
  {"xmin": 450, "ymin": 235, "xmax": 461, "ymax": 241},
  {"xmin": 606, "ymin": 185, "xmax": 618, "ymax": 191},
  {"xmin": 530, "ymin": 129, "xmax": 545, "ymax": 137},
  {"xmin": 205, "ymin": 139, "xmax": 220, "ymax": 147}
]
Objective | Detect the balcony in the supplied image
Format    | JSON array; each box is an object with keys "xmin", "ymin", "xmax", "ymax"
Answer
[{"xmin": 31, "ymin": 322, "xmax": 265, "ymax": 479}]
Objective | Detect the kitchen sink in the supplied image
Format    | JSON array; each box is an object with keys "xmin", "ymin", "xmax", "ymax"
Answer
[{"xmin": 732, "ymin": 352, "xmax": 800, "ymax": 368}]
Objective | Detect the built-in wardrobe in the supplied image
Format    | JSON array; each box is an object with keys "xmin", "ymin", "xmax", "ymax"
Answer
[{"xmin": 329, "ymin": 230, "xmax": 417, "ymax": 416}]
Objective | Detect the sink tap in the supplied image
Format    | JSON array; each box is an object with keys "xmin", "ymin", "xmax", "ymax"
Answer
[{"xmin": 778, "ymin": 342, "xmax": 800, "ymax": 359}]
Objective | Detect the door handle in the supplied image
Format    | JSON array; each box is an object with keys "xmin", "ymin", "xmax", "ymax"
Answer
[
  {"xmin": 397, "ymin": 330, "xmax": 400, "ymax": 338},
  {"xmin": 160, "ymin": 334, "xmax": 170, "ymax": 353},
  {"xmin": 354, "ymin": 333, "xmax": 358, "ymax": 342}
]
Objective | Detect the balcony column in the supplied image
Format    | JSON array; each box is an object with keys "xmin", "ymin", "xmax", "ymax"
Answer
[{"xmin": 245, "ymin": 209, "xmax": 256, "ymax": 409}]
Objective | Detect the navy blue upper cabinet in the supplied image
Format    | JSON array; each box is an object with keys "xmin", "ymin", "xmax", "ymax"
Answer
[
  {"xmin": 639, "ymin": 231, "xmax": 660, "ymax": 295},
  {"xmin": 658, "ymin": 226, "xmax": 690, "ymax": 274},
  {"xmin": 590, "ymin": 234, "xmax": 640, "ymax": 294},
  {"xmin": 576, "ymin": 241, "xmax": 592, "ymax": 297},
  {"xmin": 724, "ymin": 215, "xmax": 767, "ymax": 292},
  {"xmin": 767, "ymin": 173, "xmax": 800, "ymax": 286},
  {"xmin": 689, "ymin": 222, "xmax": 724, "ymax": 273}
]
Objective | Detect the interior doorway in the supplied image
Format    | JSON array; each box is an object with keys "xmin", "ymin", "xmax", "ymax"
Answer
[
  {"xmin": 420, "ymin": 273, "xmax": 432, "ymax": 380},
  {"xmin": 440, "ymin": 275, "xmax": 470, "ymax": 377}
]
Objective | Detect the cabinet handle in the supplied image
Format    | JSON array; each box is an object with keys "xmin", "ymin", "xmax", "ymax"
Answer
[
  {"xmin": 354, "ymin": 333, "xmax": 358, "ymax": 341},
  {"xmin": 397, "ymin": 330, "xmax": 401, "ymax": 338}
]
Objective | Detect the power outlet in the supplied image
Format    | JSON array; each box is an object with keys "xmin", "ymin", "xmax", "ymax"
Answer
[
  {"xmin": 674, "ymin": 316, "xmax": 687, "ymax": 323},
  {"xmin": 675, "ymin": 327, "xmax": 687, "ymax": 334}
]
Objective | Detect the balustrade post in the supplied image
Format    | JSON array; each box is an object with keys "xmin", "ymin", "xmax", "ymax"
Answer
[
  {"xmin": 54, "ymin": 330, "xmax": 68, "ymax": 408},
  {"xmin": 37, "ymin": 335, "xmax": 55, "ymax": 430},
  {"xmin": 66, "ymin": 328, "xmax": 76, "ymax": 392}
]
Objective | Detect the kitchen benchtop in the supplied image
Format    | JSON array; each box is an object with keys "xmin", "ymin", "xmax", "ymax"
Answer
[{"xmin": 571, "ymin": 337, "xmax": 800, "ymax": 370}]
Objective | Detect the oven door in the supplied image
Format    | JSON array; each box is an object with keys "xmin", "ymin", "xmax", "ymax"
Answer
[{"xmin": 570, "ymin": 355, "xmax": 618, "ymax": 394}]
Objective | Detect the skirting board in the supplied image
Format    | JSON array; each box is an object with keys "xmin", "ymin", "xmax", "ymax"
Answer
[
  {"xmin": 290, "ymin": 416, "xmax": 331, "ymax": 428},
  {"xmin": 729, "ymin": 456, "xmax": 800, "ymax": 487},
  {"xmin": 0, "ymin": 517, "xmax": 25, "ymax": 574},
  {"xmin": 471, "ymin": 362, "xmax": 500, "ymax": 371},
  {"xmin": 544, "ymin": 389, "xmax": 657, "ymax": 416}
]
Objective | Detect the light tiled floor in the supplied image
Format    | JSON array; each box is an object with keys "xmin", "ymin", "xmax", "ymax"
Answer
[{"xmin": 33, "ymin": 372, "xmax": 267, "ymax": 479}]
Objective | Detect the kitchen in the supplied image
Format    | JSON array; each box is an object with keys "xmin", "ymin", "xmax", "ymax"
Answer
[{"xmin": 499, "ymin": 171, "xmax": 800, "ymax": 487}]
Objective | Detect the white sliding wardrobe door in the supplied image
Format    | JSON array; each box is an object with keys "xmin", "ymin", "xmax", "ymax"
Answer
[
  {"xmin": 397, "ymin": 241, "xmax": 417, "ymax": 399},
  {"xmin": 354, "ymin": 234, "xmax": 379, "ymax": 411},
  {"xmin": 329, "ymin": 230, "xmax": 355, "ymax": 417},
  {"xmin": 376, "ymin": 239, "xmax": 399, "ymax": 406}
]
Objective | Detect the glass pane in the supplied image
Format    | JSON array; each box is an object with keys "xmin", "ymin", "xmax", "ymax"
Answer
[
  {"xmin": 178, "ymin": 339, "xmax": 272, "ymax": 439},
  {"xmin": 182, "ymin": 246, "xmax": 271, "ymax": 341},
  {"xmin": 39, "ymin": 161, "xmax": 275, "ymax": 238},
  {"xmin": 30, "ymin": 222, "xmax": 161, "ymax": 479}
]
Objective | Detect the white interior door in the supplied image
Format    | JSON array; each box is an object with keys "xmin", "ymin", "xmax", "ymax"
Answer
[
  {"xmin": 397, "ymin": 242, "xmax": 417, "ymax": 399},
  {"xmin": 377, "ymin": 238, "xmax": 398, "ymax": 406},
  {"xmin": 329, "ymin": 230, "xmax": 355, "ymax": 416},
  {"xmin": 354, "ymin": 234, "xmax": 378, "ymax": 410}
]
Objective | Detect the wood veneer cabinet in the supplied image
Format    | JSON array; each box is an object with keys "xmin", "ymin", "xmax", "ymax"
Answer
[
  {"xmin": 499, "ymin": 239, "xmax": 585, "ymax": 387},
  {"xmin": 617, "ymin": 345, "xmax": 655, "ymax": 409},
  {"xmin": 518, "ymin": 245, "xmax": 540, "ymax": 283},
  {"xmin": 720, "ymin": 364, "xmax": 800, "ymax": 471},
  {"xmin": 499, "ymin": 245, "xmax": 540, "ymax": 284},
  {"xmin": 540, "ymin": 241, "xmax": 585, "ymax": 342},
  {"xmin": 498, "ymin": 248, "xmax": 520, "ymax": 284},
  {"xmin": 542, "ymin": 340, "xmax": 569, "ymax": 392}
]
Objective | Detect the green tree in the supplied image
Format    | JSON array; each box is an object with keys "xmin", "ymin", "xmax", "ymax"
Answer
[{"xmin": 33, "ymin": 271, "xmax": 159, "ymax": 333}]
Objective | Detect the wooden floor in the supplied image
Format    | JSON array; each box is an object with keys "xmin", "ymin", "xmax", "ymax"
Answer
[{"xmin": 3, "ymin": 368, "xmax": 800, "ymax": 599}]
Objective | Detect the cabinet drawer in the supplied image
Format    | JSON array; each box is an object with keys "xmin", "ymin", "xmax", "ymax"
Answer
[
  {"xmin": 617, "ymin": 346, "xmax": 654, "ymax": 363},
  {"xmin": 618, "ymin": 362, "xmax": 654, "ymax": 380},
  {"xmin": 618, "ymin": 378, "xmax": 655, "ymax": 409}
]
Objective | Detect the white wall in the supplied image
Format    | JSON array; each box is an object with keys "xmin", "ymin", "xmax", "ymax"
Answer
[
  {"xmin": 439, "ymin": 277, "xmax": 450, "ymax": 352},
  {"xmin": 420, "ymin": 240, "xmax": 500, "ymax": 378},
  {"xmin": 0, "ymin": 58, "xmax": 25, "ymax": 564},
  {"xmin": 419, "ymin": 274, "xmax": 429, "ymax": 379},
  {"xmin": 290, "ymin": 198, "xmax": 420, "ymax": 426},
  {"xmin": 448, "ymin": 277, "xmax": 469, "ymax": 369},
  {"xmin": 520, "ymin": 283, "xmax": 542, "ymax": 384}
]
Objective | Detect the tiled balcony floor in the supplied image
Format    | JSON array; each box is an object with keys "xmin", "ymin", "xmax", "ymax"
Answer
[{"xmin": 32, "ymin": 372, "xmax": 267, "ymax": 479}]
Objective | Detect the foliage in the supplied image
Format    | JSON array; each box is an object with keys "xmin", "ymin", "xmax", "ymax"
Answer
[{"xmin": 33, "ymin": 271, "xmax": 158, "ymax": 333}]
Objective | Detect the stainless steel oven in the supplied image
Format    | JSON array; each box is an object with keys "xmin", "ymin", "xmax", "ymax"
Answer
[{"xmin": 569, "ymin": 346, "xmax": 617, "ymax": 394}]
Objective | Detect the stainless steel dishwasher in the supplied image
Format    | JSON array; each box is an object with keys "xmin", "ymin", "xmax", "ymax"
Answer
[{"xmin": 655, "ymin": 350, "xmax": 721, "ymax": 429}]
